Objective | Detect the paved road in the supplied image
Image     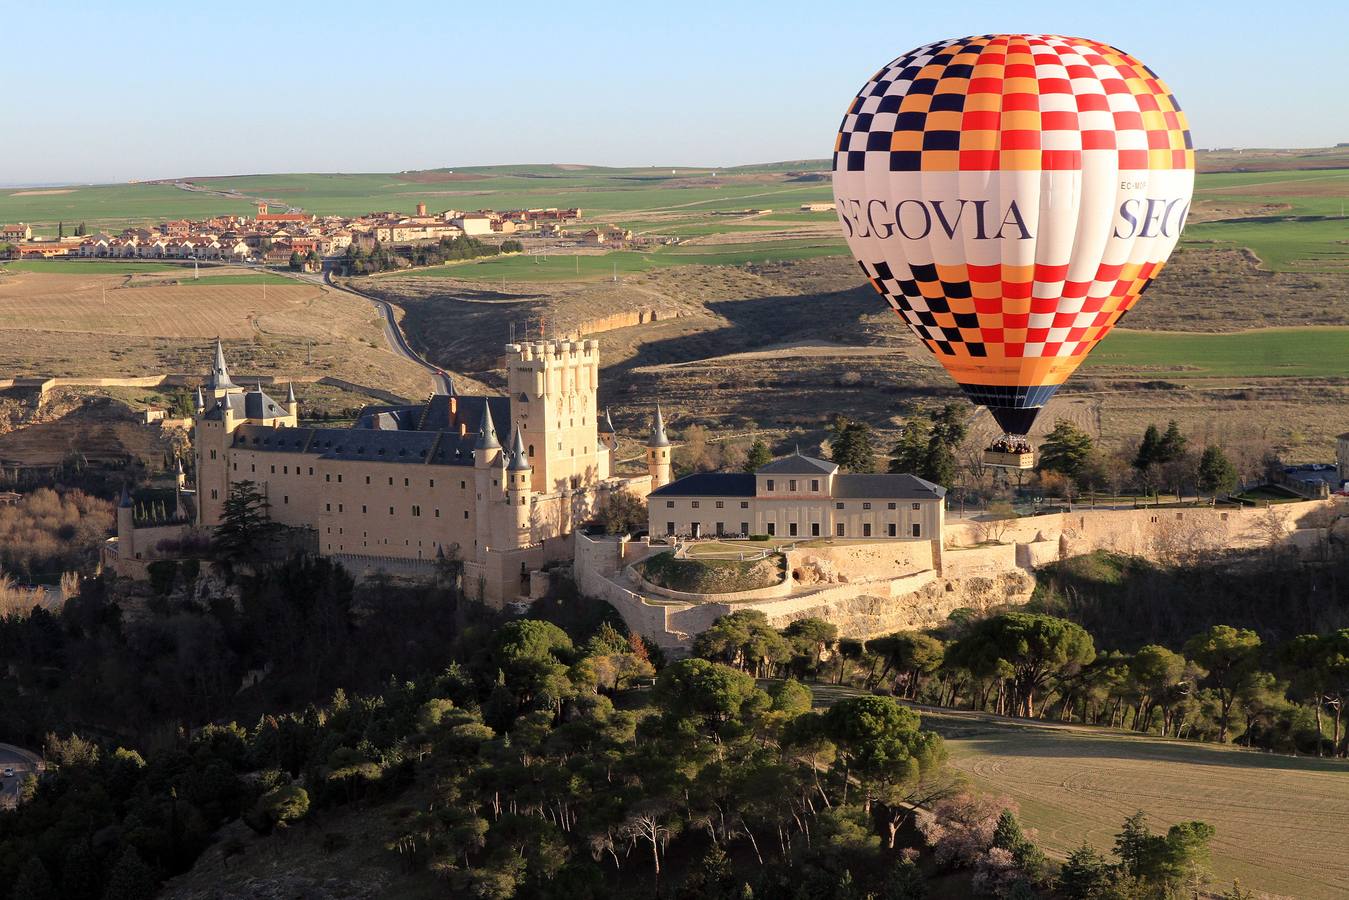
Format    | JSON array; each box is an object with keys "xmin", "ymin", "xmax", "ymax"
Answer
[
  {"xmin": 275, "ymin": 266, "xmax": 452, "ymax": 396},
  {"xmin": 0, "ymin": 743, "xmax": 41, "ymax": 808}
]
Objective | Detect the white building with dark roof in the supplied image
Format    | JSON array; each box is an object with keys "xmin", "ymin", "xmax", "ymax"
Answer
[{"xmin": 646, "ymin": 450, "xmax": 945, "ymax": 543}]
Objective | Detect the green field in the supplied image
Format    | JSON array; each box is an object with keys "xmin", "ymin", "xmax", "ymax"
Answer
[
  {"xmin": 808, "ymin": 685, "xmax": 1349, "ymax": 900},
  {"xmin": 174, "ymin": 272, "xmax": 294, "ymax": 285},
  {"xmin": 1086, "ymin": 327, "xmax": 1349, "ymax": 378},
  {"xmin": 0, "ymin": 259, "xmax": 187, "ymax": 274},
  {"xmin": 1187, "ymin": 168, "xmax": 1349, "ymax": 271}
]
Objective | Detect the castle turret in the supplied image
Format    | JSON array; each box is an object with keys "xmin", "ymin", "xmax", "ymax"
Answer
[
  {"xmin": 285, "ymin": 382, "xmax": 298, "ymax": 420},
  {"xmin": 598, "ymin": 407, "xmax": 616, "ymax": 449},
  {"xmin": 194, "ymin": 386, "xmax": 206, "ymax": 414},
  {"xmin": 473, "ymin": 402, "xmax": 502, "ymax": 553},
  {"xmin": 503, "ymin": 424, "xmax": 533, "ymax": 549},
  {"xmin": 646, "ymin": 404, "xmax": 672, "ymax": 489},
  {"xmin": 207, "ymin": 338, "xmax": 236, "ymax": 398}
]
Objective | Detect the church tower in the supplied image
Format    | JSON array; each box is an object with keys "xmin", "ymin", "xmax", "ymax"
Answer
[{"xmin": 646, "ymin": 404, "xmax": 672, "ymax": 489}]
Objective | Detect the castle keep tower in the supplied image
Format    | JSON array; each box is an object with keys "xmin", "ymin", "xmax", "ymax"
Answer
[
  {"xmin": 506, "ymin": 339, "xmax": 601, "ymax": 497},
  {"xmin": 503, "ymin": 424, "xmax": 533, "ymax": 549}
]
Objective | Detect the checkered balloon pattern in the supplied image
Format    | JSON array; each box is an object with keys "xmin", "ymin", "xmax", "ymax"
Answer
[{"xmin": 832, "ymin": 34, "xmax": 1194, "ymax": 433}]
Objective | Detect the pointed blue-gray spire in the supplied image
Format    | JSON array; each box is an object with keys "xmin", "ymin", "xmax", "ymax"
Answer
[
  {"xmin": 285, "ymin": 381, "xmax": 297, "ymax": 404},
  {"xmin": 118, "ymin": 483, "xmax": 133, "ymax": 508},
  {"xmin": 208, "ymin": 338, "xmax": 235, "ymax": 390},
  {"xmin": 599, "ymin": 407, "xmax": 615, "ymax": 435},
  {"xmin": 507, "ymin": 423, "xmax": 531, "ymax": 471},
  {"xmin": 194, "ymin": 385, "xmax": 205, "ymax": 411},
  {"xmin": 475, "ymin": 402, "xmax": 500, "ymax": 450},
  {"xmin": 646, "ymin": 404, "xmax": 670, "ymax": 448}
]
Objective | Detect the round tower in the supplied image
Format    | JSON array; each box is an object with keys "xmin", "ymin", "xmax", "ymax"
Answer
[
  {"xmin": 473, "ymin": 403, "xmax": 502, "ymax": 553},
  {"xmin": 116, "ymin": 484, "xmax": 136, "ymax": 560},
  {"xmin": 504, "ymin": 424, "xmax": 533, "ymax": 548},
  {"xmin": 646, "ymin": 404, "xmax": 672, "ymax": 489},
  {"xmin": 285, "ymin": 382, "xmax": 298, "ymax": 423}
]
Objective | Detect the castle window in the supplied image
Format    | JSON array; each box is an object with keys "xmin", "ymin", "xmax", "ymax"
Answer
[
  {"xmin": 338, "ymin": 475, "xmax": 342, "ymax": 483},
  {"xmin": 326, "ymin": 503, "xmax": 331, "ymax": 511},
  {"xmin": 388, "ymin": 477, "xmax": 394, "ymax": 486},
  {"xmin": 863, "ymin": 523, "xmax": 872, "ymax": 537},
  {"xmin": 888, "ymin": 502, "xmax": 896, "ymax": 509},
  {"xmin": 435, "ymin": 509, "xmax": 440, "ymax": 518},
  {"xmin": 888, "ymin": 523, "xmax": 897, "ymax": 537},
  {"xmin": 715, "ymin": 501, "xmax": 724, "ymax": 509},
  {"xmin": 862, "ymin": 502, "xmax": 871, "ymax": 510},
  {"xmin": 836, "ymin": 523, "xmax": 845, "ymax": 537},
  {"xmin": 250, "ymin": 464, "xmax": 255, "ymax": 472},
  {"xmin": 366, "ymin": 475, "xmax": 371, "ymax": 484},
  {"xmin": 270, "ymin": 465, "xmax": 275, "ymax": 474},
  {"xmin": 232, "ymin": 463, "xmax": 237, "ymax": 471},
  {"xmin": 460, "ymin": 481, "xmax": 466, "ymax": 489},
  {"xmin": 210, "ymin": 450, "xmax": 217, "ymax": 460},
  {"xmin": 283, "ymin": 466, "xmax": 288, "ymax": 474},
  {"xmin": 789, "ymin": 522, "xmax": 798, "ymax": 537},
  {"xmin": 911, "ymin": 523, "xmax": 921, "ymax": 538},
  {"xmin": 691, "ymin": 501, "xmax": 700, "ymax": 509},
  {"xmin": 836, "ymin": 502, "xmax": 845, "ymax": 510},
  {"xmin": 389, "ymin": 507, "xmax": 395, "ymax": 515},
  {"xmin": 325, "ymin": 474, "xmax": 330, "ymax": 482},
  {"xmin": 412, "ymin": 505, "xmax": 421, "ymax": 517},
  {"xmin": 529, "ymin": 444, "xmax": 534, "ymax": 457},
  {"xmin": 338, "ymin": 504, "xmax": 343, "ymax": 512},
  {"xmin": 404, "ymin": 478, "xmax": 409, "ymax": 487},
  {"xmin": 766, "ymin": 479, "xmax": 774, "ymax": 491},
  {"xmin": 211, "ymin": 489, "xmax": 218, "ymax": 500},
  {"xmin": 284, "ymin": 496, "xmax": 288, "ymax": 504},
  {"xmin": 767, "ymin": 523, "xmax": 775, "ymax": 536},
  {"xmin": 309, "ymin": 467, "xmax": 314, "ymax": 475},
  {"xmin": 430, "ymin": 479, "xmax": 435, "ymax": 488},
  {"xmin": 362, "ymin": 505, "xmax": 367, "ymax": 514},
  {"xmin": 666, "ymin": 500, "xmax": 674, "ymax": 508},
  {"xmin": 463, "ymin": 510, "xmax": 469, "ymax": 519},
  {"xmin": 789, "ymin": 479, "xmax": 797, "ymax": 492},
  {"xmin": 912, "ymin": 503, "xmax": 921, "ymax": 510},
  {"xmin": 741, "ymin": 501, "xmax": 749, "ymax": 509}
]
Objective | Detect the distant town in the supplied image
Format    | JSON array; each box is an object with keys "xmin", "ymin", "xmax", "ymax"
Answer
[{"xmin": 0, "ymin": 202, "xmax": 643, "ymax": 266}]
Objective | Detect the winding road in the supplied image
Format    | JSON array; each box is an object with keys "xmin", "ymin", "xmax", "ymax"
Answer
[
  {"xmin": 0, "ymin": 743, "xmax": 42, "ymax": 808},
  {"xmin": 282, "ymin": 266, "xmax": 452, "ymax": 396}
]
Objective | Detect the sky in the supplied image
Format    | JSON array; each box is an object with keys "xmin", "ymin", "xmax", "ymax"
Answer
[{"xmin": 4, "ymin": 0, "xmax": 1347, "ymax": 185}]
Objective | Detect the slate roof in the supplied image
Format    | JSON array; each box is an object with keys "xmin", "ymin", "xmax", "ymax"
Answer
[
  {"xmin": 756, "ymin": 453, "xmax": 838, "ymax": 476},
  {"xmin": 648, "ymin": 473, "xmax": 756, "ymax": 498},
  {"xmin": 230, "ymin": 424, "xmax": 480, "ymax": 467},
  {"xmin": 833, "ymin": 473, "xmax": 946, "ymax": 500}
]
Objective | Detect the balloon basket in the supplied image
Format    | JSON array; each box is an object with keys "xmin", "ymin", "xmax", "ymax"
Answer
[{"xmin": 984, "ymin": 445, "xmax": 1035, "ymax": 470}]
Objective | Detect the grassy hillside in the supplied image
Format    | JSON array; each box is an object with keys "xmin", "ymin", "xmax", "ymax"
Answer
[{"xmin": 806, "ymin": 685, "xmax": 1349, "ymax": 900}]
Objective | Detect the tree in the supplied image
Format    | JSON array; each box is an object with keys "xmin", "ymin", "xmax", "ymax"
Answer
[
  {"xmin": 1183, "ymin": 625, "xmax": 1261, "ymax": 742},
  {"xmin": 11, "ymin": 857, "xmax": 57, "ymax": 900},
  {"xmin": 1134, "ymin": 424, "xmax": 1162, "ymax": 471},
  {"xmin": 990, "ymin": 809, "xmax": 1048, "ymax": 885},
  {"xmin": 1057, "ymin": 842, "xmax": 1113, "ymax": 899},
  {"xmin": 255, "ymin": 783, "xmax": 310, "ymax": 830},
  {"xmin": 103, "ymin": 847, "xmax": 156, "ymax": 900},
  {"xmin": 821, "ymin": 694, "xmax": 947, "ymax": 826},
  {"xmin": 1196, "ymin": 445, "xmax": 1237, "ymax": 498},
  {"xmin": 888, "ymin": 418, "xmax": 930, "ymax": 476},
  {"xmin": 744, "ymin": 439, "xmax": 773, "ymax": 472},
  {"xmin": 948, "ymin": 613, "xmax": 1095, "ymax": 717},
  {"xmin": 829, "ymin": 417, "xmax": 877, "ymax": 473},
  {"xmin": 57, "ymin": 221, "xmax": 64, "ymax": 239},
  {"xmin": 868, "ymin": 631, "xmax": 944, "ymax": 698},
  {"xmin": 75, "ymin": 221, "xmax": 87, "ymax": 237},
  {"xmin": 598, "ymin": 489, "xmax": 646, "ymax": 535},
  {"xmin": 1037, "ymin": 422, "xmax": 1095, "ymax": 481},
  {"xmin": 1156, "ymin": 420, "xmax": 1188, "ymax": 464},
  {"xmin": 923, "ymin": 403, "xmax": 967, "ymax": 489},
  {"xmin": 288, "ymin": 250, "xmax": 303, "ymax": 270},
  {"xmin": 212, "ymin": 480, "xmax": 276, "ymax": 561}
]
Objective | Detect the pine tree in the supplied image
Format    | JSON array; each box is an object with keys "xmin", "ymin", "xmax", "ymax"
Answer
[
  {"xmin": 1196, "ymin": 445, "xmax": 1237, "ymax": 497},
  {"xmin": 1156, "ymin": 420, "xmax": 1187, "ymax": 464},
  {"xmin": 829, "ymin": 417, "xmax": 876, "ymax": 473},
  {"xmin": 57, "ymin": 221, "xmax": 64, "ymax": 239},
  {"xmin": 1134, "ymin": 423, "xmax": 1161, "ymax": 470},
  {"xmin": 888, "ymin": 418, "xmax": 931, "ymax": 475},
  {"xmin": 1058, "ymin": 843, "xmax": 1113, "ymax": 899},
  {"xmin": 103, "ymin": 847, "xmax": 156, "ymax": 900},
  {"xmin": 1037, "ymin": 422, "xmax": 1095, "ymax": 479},
  {"xmin": 213, "ymin": 480, "xmax": 275, "ymax": 561},
  {"xmin": 744, "ymin": 439, "xmax": 773, "ymax": 473}
]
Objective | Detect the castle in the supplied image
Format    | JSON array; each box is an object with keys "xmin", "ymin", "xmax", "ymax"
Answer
[{"xmin": 111, "ymin": 338, "xmax": 662, "ymax": 605}]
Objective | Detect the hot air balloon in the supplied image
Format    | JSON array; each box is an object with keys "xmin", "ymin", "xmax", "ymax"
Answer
[{"xmin": 832, "ymin": 34, "xmax": 1194, "ymax": 467}]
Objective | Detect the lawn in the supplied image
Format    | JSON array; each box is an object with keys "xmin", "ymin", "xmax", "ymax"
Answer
[
  {"xmin": 807, "ymin": 685, "xmax": 1349, "ymax": 900},
  {"xmin": 637, "ymin": 550, "xmax": 784, "ymax": 594},
  {"xmin": 1085, "ymin": 327, "xmax": 1349, "ymax": 378},
  {"xmin": 1186, "ymin": 216, "xmax": 1349, "ymax": 272}
]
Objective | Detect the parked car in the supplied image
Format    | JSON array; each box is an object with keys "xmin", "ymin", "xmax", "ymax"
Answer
[{"xmin": 2, "ymin": 767, "xmax": 14, "ymax": 778}]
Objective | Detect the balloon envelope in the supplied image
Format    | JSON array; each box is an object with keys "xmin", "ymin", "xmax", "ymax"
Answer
[{"xmin": 832, "ymin": 34, "xmax": 1194, "ymax": 435}]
